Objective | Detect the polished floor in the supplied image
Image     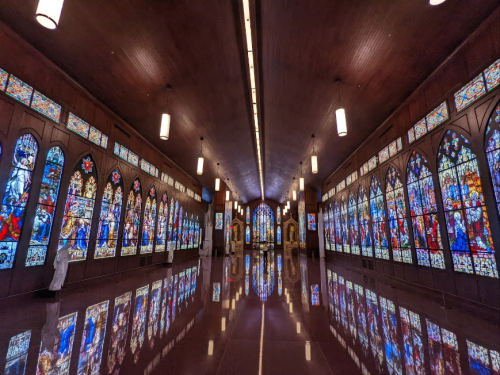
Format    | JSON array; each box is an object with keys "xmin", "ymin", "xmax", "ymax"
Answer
[{"xmin": 0, "ymin": 251, "xmax": 499, "ymax": 375}]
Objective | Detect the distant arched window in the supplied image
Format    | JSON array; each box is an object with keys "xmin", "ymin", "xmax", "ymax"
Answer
[
  {"xmin": 406, "ymin": 152, "xmax": 444, "ymax": 269},
  {"xmin": 334, "ymin": 200, "xmax": 342, "ymax": 252},
  {"xmin": 348, "ymin": 190, "xmax": 360, "ymax": 255},
  {"xmin": 155, "ymin": 193, "xmax": 168, "ymax": 252},
  {"xmin": 485, "ymin": 101, "xmax": 500, "ymax": 217},
  {"xmin": 122, "ymin": 179, "xmax": 142, "ymax": 256},
  {"xmin": 370, "ymin": 176, "xmax": 389, "ymax": 260},
  {"xmin": 385, "ymin": 167, "xmax": 411, "ymax": 263},
  {"xmin": 341, "ymin": 195, "xmax": 350, "ymax": 253},
  {"xmin": 26, "ymin": 146, "xmax": 64, "ymax": 266},
  {"xmin": 194, "ymin": 217, "xmax": 200, "ymax": 247},
  {"xmin": 167, "ymin": 198, "xmax": 175, "ymax": 251},
  {"xmin": 252, "ymin": 203, "xmax": 275, "ymax": 248},
  {"xmin": 182, "ymin": 212, "xmax": 189, "ymax": 249},
  {"xmin": 438, "ymin": 130, "xmax": 497, "ymax": 277},
  {"xmin": 58, "ymin": 155, "xmax": 97, "ymax": 261},
  {"xmin": 141, "ymin": 186, "xmax": 156, "ymax": 254},
  {"xmin": 95, "ymin": 169, "xmax": 123, "ymax": 259},
  {"xmin": 358, "ymin": 185, "xmax": 372, "ymax": 257}
]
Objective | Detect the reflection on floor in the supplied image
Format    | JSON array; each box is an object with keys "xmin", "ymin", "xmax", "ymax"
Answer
[{"xmin": 0, "ymin": 250, "xmax": 498, "ymax": 375}]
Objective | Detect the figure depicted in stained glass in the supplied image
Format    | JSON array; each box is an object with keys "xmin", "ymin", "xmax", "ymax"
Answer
[
  {"xmin": 334, "ymin": 200, "xmax": 342, "ymax": 252},
  {"xmin": 122, "ymin": 179, "xmax": 142, "ymax": 256},
  {"xmin": 386, "ymin": 167, "xmax": 411, "ymax": 263},
  {"xmin": 348, "ymin": 191, "xmax": 360, "ymax": 255},
  {"xmin": 95, "ymin": 170, "xmax": 123, "ymax": 259},
  {"xmin": 358, "ymin": 185, "xmax": 372, "ymax": 257},
  {"xmin": 252, "ymin": 203, "xmax": 275, "ymax": 249},
  {"xmin": 246, "ymin": 206, "xmax": 250, "ymax": 224},
  {"xmin": 438, "ymin": 131, "xmax": 498, "ymax": 277},
  {"xmin": 407, "ymin": 151, "xmax": 445, "ymax": 269},
  {"xmin": 341, "ymin": 196, "xmax": 350, "ymax": 253},
  {"xmin": 58, "ymin": 155, "xmax": 97, "ymax": 262},
  {"xmin": 485, "ymin": 102, "xmax": 500, "ymax": 218},
  {"xmin": 370, "ymin": 177, "xmax": 389, "ymax": 260},
  {"xmin": 140, "ymin": 186, "xmax": 156, "ymax": 254},
  {"xmin": 155, "ymin": 193, "xmax": 168, "ymax": 252}
]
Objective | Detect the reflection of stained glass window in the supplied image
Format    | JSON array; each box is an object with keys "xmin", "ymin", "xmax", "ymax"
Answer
[
  {"xmin": 58, "ymin": 155, "xmax": 97, "ymax": 261},
  {"xmin": 167, "ymin": 198, "xmax": 175, "ymax": 251},
  {"xmin": 212, "ymin": 282, "xmax": 221, "ymax": 302},
  {"xmin": 95, "ymin": 171, "xmax": 123, "ymax": 259},
  {"xmin": 107, "ymin": 292, "xmax": 131, "ymax": 374},
  {"xmin": 130, "ymin": 285, "xmax": 149, "ymax": 363},
  {"xmin": 252, "ymin": 203, "xmax": 275, "ymax": 249},
  {"xmin": 400, "ymin": 307, "xmax": 425, "ymax": 375},
  {"xmin": 370, "ymin": 177, "xmax": 389, "ymax": 260},
  {"xmin": 26, "ymin": 147, "xmax": 64, "ymax": 266},
  {"xmin": 426, "ymin": 320, "xmax": 461, "ymax": 374},
  {"xmin": 147, "ymin": 280, "xmax": 162, "ymax": 348},
  {"xmin": 277, "ymin": 226, "xmax": 281, "ymax": 245},
  {"xmin": 245, "ymin": 226, "xmax": 250, "ymax": 244},
  {"xmin": 380, "ymin": 297, "xmax": 402, "ymax": 374},
  {"xmin": 140, "ymin": 187, "xmax": 156, "ymax": 254},
  {"xmin": 155, "ymin": 193, "xmax": 168, "ymax": 252},
  {"xmin": 438, "ymin": 131, "xmax": 498, "ymax": 277},
  {"xmin": 354, "ymin": 284, "xmax": 369, "ymax": 351},
  {"xmin": 454, "ymin": 74, "xmax": 486, "ymax": 112},
  {"xmin": 334, "ymin": 200, "xmax": 342, "ymax": 252},
  {"xmin": 407, "ymin": 152, "xmax": 445, "ymax": 269},
  {"xmin": 358, "ymin": 185, "xmax": 372, "ymax": 257},
  {"xmin": 485, "ymin": 102, "xmax": 500, "ymax": 219},
  {"xmin": 348, "ymin": 191, "xmax": 360, "ymax": 255},
  {"xmin": 341, "ymin": 196, "xmax": 350, "ymax": 253},
  {"xmin": 0, "ymin": 134, "xmax": 38, "ymax": 269},
  {"xmin": 466, "ymin": 340, "xmax": 500, "ymax": 374},
  {"xmin": 386, "ymin": 167, "xmax": 412, "ymax": 263},
  {"xmin": 122, "ymin": 179, "xmax": 142, "ymax": 256},
  {"xmin": 3, "ymin": 330, "xmax": 31, "ymax": 374},
  {"xmin": 366, "ymin": 290, "xmax": 384, "ymax": 367}
]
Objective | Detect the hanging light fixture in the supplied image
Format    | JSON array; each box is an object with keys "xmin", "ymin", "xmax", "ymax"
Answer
[
  {"xmin": 299, "ymin": 161, "xmax": 304, "ymax": 191},
  {"xmin": 234, "ymin": 201, "xmax": 238, "ymax": 210},
  {"xmin": 160, "ymin": 84, "xmax": 172, "ymax": 140},
  {"xmin": 429, "ymin": 0, "xmax": 446, "ymax": 4},
  {"xmin": 197, "ymin": 137, "xmax": 204, "ymax": 175},
  {"xmin": 335, "ymin": 79, "xmax": 347, "ymax": 137},
  {"xmin": 36, "ymin": 0, "xmax": 65, "ymax": 29},
  {"xmin": 226, "ymin": 190, "xmax": 230, "ymax": 201},
  {"xmin": 311, "ymin": 134, "xmax": 318, "ymax": 174},
  {"xmin": 293, "ymin": 190, "xmax": 297, "ymax": 201},
  {"xmin": 215, "ymin": 163, "xmax": 220, "ymax": 192}
]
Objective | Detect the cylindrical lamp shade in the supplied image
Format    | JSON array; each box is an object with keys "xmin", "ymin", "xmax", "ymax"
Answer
[
  {"xmin": 429, "ymin": 0, "xmax": 446, "ymax": 4},
  {"xmin": 197, "ymin": 157, "xmax": 204, "ymax": 175},
  {"xmin": 160, "ymin": 113, "xmax": 171, "ymax": 140},
  {"xmin": 335, "ymin": 108, "xmax": 347, "ymax": 137},
  {"xmin": 234, "ymin": 201, "xmax": 238, "ymax": 210},
  {"xmin": 287, "ymin": 201, "xmax": 290, "ymax": 209},
  {"xmin": 311, "ymin": 155, "xmax": 318, "ymax": 174},
  {"xmin": 226, "ymin": 191, "xmax": 230, "ymax": 201},
  {"xmin": 215, "ymin": 178, "xmax": 220, "ymax": 192},
  {"xmin": 299, "ymin": 177, "xmax": 304, "ymax": 191},
  {"xmin": 36, "ymin": 0, "xmax": 64, "ymax": 29},
  {"xmin": 292, "ymin": 190, "xmax": 297, "ymax": 201}
]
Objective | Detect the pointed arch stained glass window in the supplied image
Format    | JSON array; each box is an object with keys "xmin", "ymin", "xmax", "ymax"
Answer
[
  {"xmin": 324, "ymin": 208, "xmax": 330, "ymax": 250},
  {"xmin": 358, "ymin": 185, "xmax": 372, "ymax": 257},
  {"xmin": 95, "ymin": 170, "xmax": 123, "ymax": 259},
  {"xmin": 167, "ymin": 198, "xmax": 175, "ymax": 251},
  {"xmin": 140, "ymin": 186, "xmax": 156, "ymax": 254},
  {"xmin": 406, "ymin": 152, "xmax": 445, "ymax": 269},
  {"xmin": 246, "ymin": 206, "xmax": 250, "ymax": 224},
  {"xmin": 348, "ymin": 191, "xmax": 360, "ymax": 255},
  {"xmin": 386, "ymin": 167, "xmax": 412, "ymax": 263},
  {"xmin": 485, "ymin": 102, "xmax": 500, "ymax": 218},
  {"xmin": 341, "ymin": 195, "xmax": 350, "ymax": 253},
  {"xmin": 438, "ymin": 131, "xmax": 497, "ymax": 277},
  {"xmin": 26, "ymin": 146, "xmax": 64, "ymax": 266},
  {"xmin": 370, "ymin": 176, "xmax": 389, "ymax": 260},
  {"xmin": 277, "ymin": 206, "xmax": 281, "ymax": 224},
  {"xmin": 194, "ymin": 218, "xmax": 200, "ymax": 247},
  {"xmin": 172, "ymin": 201, "xmax": 179, "ymax": 250},
  {"xmin": 58, "ymin": 155, "xmax": 97, "ymax": 261},
  {"xmin": 122, "ymin": 179, "xmax": 142, "ymax": 256},
  {"xmin": 155, "ymin": 193, "xmax": 168, "ymax": 252},
  {"xmin": 329, "ymin": 204, "xmax": 335, "ymax": 250},
  {"xmin": 176, "ymin": 206, "xmax": 183, "ymax": 250},
  {"xmin": 334, "ymin": 200, "xmax": 342, "ymax": 252},
  {"xmin": 252, "ymin": 203, "xmax": 275, "ymax": 249}
]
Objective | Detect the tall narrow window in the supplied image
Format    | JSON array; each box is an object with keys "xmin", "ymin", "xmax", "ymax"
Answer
[
  {"xmin": 176, "ymin": 206, "xmax": 183, "ymax": 250},
  {"xmin": 358, "ymin": 185, "xmax": 372, "ymax": 257},
  {"xmin": 122, "ymin": 179, "xmax": 142, "ymax": 256},
  {"xmin": 329, "ymin": 204, "xmax": 335, "ymax": 250},
  {"xmin": 155, "ymin": 193, "xmax": 168, "ymax": 252},
  {"xmin": 277, "ymin": 206, "xmax": 281, "ymax": 224},
  {"xmin": 348, "ymin": 191, "xmax": 360, "ymax": 255},
  {"xmin": 438, "ymin": 131, "xmax": 498, "ymax": 277},
  {"xmin": 370, "ymin": 176, "xmax": 389, "ymax": 260},
  {"xmin": 407, "ymin": 152, "xmax": 445, "ymax": 269},
  {"xmin": 58, "ymin": 155, "xmax": 97, "ymax": 261},
  {"xmin": 324, "ymin": 208, "xmax": 330, "ymax": 250},
  {"xmin": 188, "ymin": 215, "xmax": 194, "ymax": 248},
  {"xmin": 167, "ymin": 198, "xmax": 175, "ymax": 251},
  {"xmin": 485, "ymin": 102, "xmax": 500, "ymax": 217},
  {"xmin": 0, "ymin": 134, "xmax": 38, "ymax": 269},
  {"xmin": 252, "ymin": 203, "xmax": 275, "ymax": 248},
  {"xmin": 334, "ymin": 200, "xmax": 342, "ymax": 252},
  {"xmin": 194, "ymin": 218, "xmax": 200, "ymax": 247},
  {"xmin": 246, "ymin": 206, "xmax": 250, "ymax": 224},
  {"xmin": 277, "ymin": 226, "xmax": 282, "ymax": 245},
  {"xmin": 245, "ymin": 226, "xmax": 250, "ymax": 244},
  {"xmin": 95, "ymin": 170, "xmax": 123, "ymax": 259},
  {"xmin": 140, "ymin": 186, "xmax": 156, "ymax": 254},
  {"xmin": 26, "ymin": 146, "xmax": 64, "ymax": 266},
  {"xmin": 386, "ymin": 167, "xmax": 411, "ymax": 263},
  {"xmin": 341, "ymin": 195, "xmax": 350, "ymax": 253}
]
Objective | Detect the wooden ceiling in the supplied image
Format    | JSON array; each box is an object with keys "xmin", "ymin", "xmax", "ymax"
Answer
[{"xmin": 0, "ymin": 0, "xmax": 497, "ymax": 203}]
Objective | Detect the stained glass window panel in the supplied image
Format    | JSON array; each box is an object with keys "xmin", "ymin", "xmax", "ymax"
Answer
[
  {"xmin": 31, "ymin": 91, "xmax": 61, "ymax": 123},
  {"xmin": 277, "ymin": 226, "xmax": 281, "ymax": 245},
  {"xmin": 414, "ymin": 118, "xmax": 427, "ymax": 140},
  {"xmin": 277, "ymin": 206, "xmax": 281, "ymax": 224},
  {"xmin": 6, "ymin": 75, "xmax": 33, "ymax": 105},
  {"xmin": 358, "ymin": 185, "xmax": 372, "ymax": 257},
  {"xmin": 467, "ymin": 340, "xmax": 500, "ymax": 374},
  {"xmin": 181, "ymin": 213, "xmax": 189, "ymax": 249},
  {"xmin": 484, "ymin": 59, "xmax": 500, "ymax": 91},
  {"xmin": 378, "ymin": 146, "xmax": 390, "ymax": 164},
  {"xmin": 438, "ymin": 131, "xmax": 498, "ymax": 277},
  {"xmin": 341, "ymin": 196, "xmax": 350, "ymax": 253},
  {"xmin": 0, "ymin": 68, "xmax": 8, "ymax": 91},
  {"xmin": 95, "ymin": 170, "xmax": 123, "ymax": 259},
  {"xmin": 370, "ymin": 177, "xmax": 389, "ymax": 259},
  {"xmin": 485, "ymin": 102, "xmax": 500, "ymax": 218},
  {"xmin": 58, "ymin": 155, "xmax": 97, "ymax": 261},
  {"xmin": 368, "ymin": 156, "xmax": 377, "ymax": 171},
  {"xmin": 67, "ymin": 113, "xmax": 90, "ymax": 139},
  {"xmin": 426, "ymin": 102, "xmax": 449, "ymax": 131},
  {"xmin": 388, "ymin": 140, "xmax": 398, "ymax": 157},
  {"xmin": 252, "ymin": 203, "xmax": 275, "ymax": 249},
  {"xmin": 155, "ymin": 193, "xmax": 168, "ymax": 252},
  {"xmin": 140, "ymin": 187, "xmax": 156, "ymax": 254},
  {"xmin": 0, "ymin": 134, "xmax": 38, "ymax": 269},
  {"xmin": 408, "ymin": 128, "xmax": 416, "ymax": 144},
  {"xmin": 88, "ymin": 126, "xmax": 103, "ymax": 146},
  {"xmin": 397, "ymin": 137, "xmax": 403, "ymax": 151},
  {"xmin": 122, "ymin": 179, "xmax": 142, "ymax": 256},
  {"xmin": 4, "ymin": 330, "xmax": 31, "ymax": 374},
  {"xmin": 455, "ymin": 74, "xmax": 486, "ymax": 112},
  {"xmin": 348, "ymin": 191, "xmax": 360, "ymax": 255},
  {"xmin": 334, "ymin": 200, "xmax": 342, "ymax": 252},
  {"xmin": 26, "ymin": 147, "xmax": 64, "ymax": 266},
  {"xmin": 176, "ymin": 207, "xmax": 184, "ymax": 249},
  {"xmin": 130, "ymin": 285, "xmax": 149, "ymax": 363},
  {"xmin": 167, "ymin": 198, "xmax": 175, "ymax": 251}
]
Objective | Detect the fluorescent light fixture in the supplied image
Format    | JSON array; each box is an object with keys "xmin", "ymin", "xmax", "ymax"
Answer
[
  {"xmin": 36, "ymin": 0, "xmax": 64, "ymax": 29},
  {"xmin": 234, "ymin": 201, "xmax": 238, "ymax": 210},
  {"xmin": 292, "ymin": 190, "xmax": 297, "ymax": 201},
  {"xmin": 226, "ymin": 191, "xmax": 230, "ymax": 201},
  {"xmin": 215, "ymin": 178, "xmax": 220, "ymax": 192},
  {"xmin": 305, "ymin": 341, "xmax": 311, "ymax": 361},
  {"xmin": 429, "ymin": 0, "xmax": 446, "ymax": 4},
  {"xmin": 160, "ymin": 113, "xmax": 171, "ymax": 140},
  {"xmin": 221, "ymin": 317, "xmax": 226, "ymax": 331},
  {"xmin": 299, "ymin": 177, "xmax": 304, "ymax": 191},
  {"xmin": 287, "ymin": 201, "xmax": 290, "ymax": 209},
  {"xmin": 336, "ymin": 108, "xmax": 347, "ymax": 136},
  {"xmin": 197, "ymin": 157, "xmax": 204, "ymax": 175},
  {"xmin": 208, "ymin": 340, "xmax": 214, "ymax": 355},
  {"xmin": 289, "ymin": 302, "xmax": 293, "ymax": 313},
  {"xmin": 311, "ymin": 155, "xmax": 318, "ymax": 174},
  {"xmin": 232, "ymin": 298, "xmax": 236, "ymax": 310},
  {"xmin": 297, "ymin": 322, "xmax": 301, "ymax": 334}
]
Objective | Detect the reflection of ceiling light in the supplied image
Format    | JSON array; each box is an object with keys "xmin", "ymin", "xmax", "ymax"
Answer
[
  {"xmin": 429, "ymin": 0, "xmax": 446, "ymax": 4},
  {"xmin": 221, "ymin": 317, "xmax": 226, "ymax": 331},
  {"xmin": 36, "ymin": 0, "xmax": 64, "ymax": 29},
  {"xmin": 305, "ymin": 341, "xmax": 311, "ymax": 361},
  {"xmin": 208, "ymin": 340, "xmax": 214, "ymax": 355}
]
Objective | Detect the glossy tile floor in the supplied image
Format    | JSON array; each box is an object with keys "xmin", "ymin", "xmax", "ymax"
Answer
[{"xmin": 0, "ymin": 250, "xmax": 499, "ymax": 375}]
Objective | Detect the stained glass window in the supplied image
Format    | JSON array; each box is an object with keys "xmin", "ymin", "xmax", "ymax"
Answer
[
  {"xmin": 246, "ymin": 206, "xmax": 250, "ymax": 224},
  {"xmin": 276, "ymin": 226, "xmax": 281, "ymax": 245},
  {"xmin": 107, "ymin": 292, "xmax": 131, "ymax": 374},
  {"xmin": 484, "ymin": 59, "xmax": 500, "ymax": 91},
  {"xmin": 0, "ymin": 134, "xmax": 38, "ymax": 269},
  {"xmin": 334, "ymin": 200, "xmax": 342, "ymax": 252},
  {"xmin": 368, "ymin": 156, "xmax": 377, "ymax": 171},
  {"xmin": 455, "ymin": 74, "xmax": 486, "ymax": 112},
  {"xmin": 58, "ymin": 155, "xmax": 97, "ymax": 262},
  {"xmin": 130, "ymin": 285, "xmax": 149, "ymax": 363},
  {"xmin": 67, "ymin": 113, "xmax": 89, "ymax": 138},
  {"xmin": 329, "ymin": 205, "xmax": 335, "ymax": 250},
  {"xmin": 358, "ymin": 185, "xmax": 372, "ymax": 257},
  {"xmin": 438, "ymin": 131, "xmax": 498, "ymax": 277},
  {"xmin": 426, "ymin": 102, "xmax": 449, "ymax": 131},
  {"xmin": 31, "ymin": 91, "xmax": 61, "ymax": 123},
  {"xmin": 370, "ymin": 176, "xmax": 389, "ymax": 259},
  {"xmin": 252, "ymin": 203, "xmax": 275, "ymax": 249},
  {"xmin": 25, "ymin": 147, "xmax": 64, "ymax": 266},
  {"xmin": 378, "ymin": 146, "xmax": 390, "ymax": 164},
  {"xmin": 171, "ymin": 200, "xmax": 179, "ymax": 250},
  {"xmin": 415, "ymin": 119, "xmax": 427, "ymax": 141},
  {"xmin": 194, "ymin": 218, "xmax": 200, "ymax": 247},
  {"xmin": 122, "ymin": 179, "xmax": 142, "ymax": 256},
  {"xmin": 348, "ymin": 191, "xmax": 360, "ymax": 255},
  {"xmin": 426, "ymin": 320, "xmax": 461, "ymax": 374},
  {"xmin": 167, "ymin": 198, "xmax": 175, "ymax": 251},
  {"xmin": 277, "ymin": 206, "xmax": 281, "ymax": 224},
  {"xmin": 147, "ymin": 280, "xmax": 162, "ymax": 348},
  {"xmin": 386, "ymin": 167, "xmax": 412, "ymax": 263},
  {"xmin": 341, "ymin": 196, "xmax": 350, "ymax": 253},
  {"xmin": 467, "ymin": 340, "xmax": 500, "ymax": 374},
  {"xmin": 485, "ymin": 102, "xmax": 500, "ymax": 218},
  {"xmin": 188, "ymin": 215, "xmax": 195, "ymax": 248},
  {"xmin": 140, "ymin": 186, "xmax": 156, "ymax": 254},
  {"xmin": 95, "ymin": 170, "xmax": 123, "ymax": 259},
  {"xmin": 245, "ymin": 226, "xmax": 250, "ymax": 244},
  {"xmin": 176, "ymin": 206, "xmax": 183, "ymax": 250},
  {"xmin": 6, "ymin": 75, "xmax": 33, "ymax": 105},
  {"xmin": 181, "ymin": 213, "xmax": 189, "ymax": 249},
  {"xmin": 324, "ymin": 208, "xmax": 331, "ymax": 251},
  {"xmin": 400, "ymin": 307, "xmax": 425, "ymax": 375},
  {"xmin": 407, "ymin": 152, "xmax": 445, "ymax": 269},
  {"xmin": 155, "ymin": 193, "xmax": 168, "ymax": 252},
  {"xmin": 0, "ymin": 68, "xmax": 8, "ymax": 91}
]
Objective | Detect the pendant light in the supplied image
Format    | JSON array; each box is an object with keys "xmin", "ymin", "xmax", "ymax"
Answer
[
  {"xmin": 311, "ymin": 134, "xmax": 318, "ymax": 174},
  {"xmin": 36, "ymin": 0, "xmax": 65, "ymax": 29},
  {"xmin": 160, "ymin": 85, "xmax": 172, "ymax": 140},
  {"xmin": 226, "ymin": 191, "xmax": 230, "ymax": 201},
  {"xmin": 335, "ymin": 79, "xmax": 347, "ymax": 137},
  {"xmin": 197, "ymin": 137, "xmax": 204, "ymax": 175},
  {"xmin": 234, "ymin": 201, "xmax": 238, "ymax": 210},
  {"xmin": 299, "ymin": 161, "xmax": 304, "ymax": 191},
  {"xmin": 215, "ymin": 163, "xmax": 220, "ymax": 191},
  {"xmin": 293, "ymin": 190, "xmax": 297, "ymax": 201}
]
